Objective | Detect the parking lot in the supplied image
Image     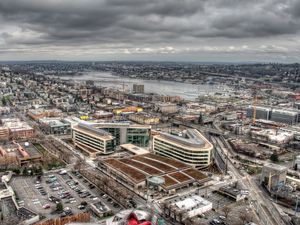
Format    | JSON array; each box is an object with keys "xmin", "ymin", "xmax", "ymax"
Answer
[{"xmin": 10, "ymin": 169, "xmax": 124, "ymax": 219}]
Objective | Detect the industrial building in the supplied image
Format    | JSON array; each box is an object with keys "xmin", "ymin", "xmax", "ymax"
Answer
[
  {"xmin": 152, "ymin": 129, "xmax": 214, "ymax": 168},
  {"xmin": 260, "ymin": 163, "xmax": 288, "ymax": 192},
  {"xmin": 72, "ymin": 122, "xmax": 151, "ymax": 157},
  {"xmin": 98, "ymin": 153, "xmax": 209, "ymax": 193}
]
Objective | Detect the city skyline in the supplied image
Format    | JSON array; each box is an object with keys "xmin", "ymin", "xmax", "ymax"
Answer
[{"xmin": 1, "ymin": 0, "xmax": 300, "ymax": 62}]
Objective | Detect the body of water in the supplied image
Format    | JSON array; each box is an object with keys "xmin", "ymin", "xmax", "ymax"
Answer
[{"xmin": 60, "ymin": 71, "xmax": 230, "ymax": 100}]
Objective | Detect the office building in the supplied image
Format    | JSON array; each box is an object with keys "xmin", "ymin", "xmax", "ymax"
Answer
[
  {"xmin": 270, "ymin": 109, "xmax": 298, "ymax": 125},
  {"xmin": 39, "ymin": 118, "xmax": 71, "ymax": 135},
  {"xmin": 72, "ymin": 122, "xmax": 151, "ymax": 157},
  {"xmin": 97, "ymin": 122, "xmax": 151, "ymax": 147},
  {"xmin": 152, "ymin": 129, "xmax": 214, "ymax": 168},
  {"xmin": 132, "ymin": 84, "xmax": 144, "ymax": 94},
  {"xmin": 246, "ymin": 106, "xmax": 270, "ymax": 120},
  {"xmin": 72, "ymin": 123, "xmax": 115, "ymax": 158}
]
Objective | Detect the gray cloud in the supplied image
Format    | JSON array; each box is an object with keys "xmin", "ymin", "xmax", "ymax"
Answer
[{"xmin": 0, "ymin": 0, "xmax": 299, "ymax": 61}]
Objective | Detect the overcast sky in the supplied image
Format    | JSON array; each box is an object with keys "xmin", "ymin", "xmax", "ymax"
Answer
[{"xmin": 0, "ymin": 0, "xmax": 300, "ymax": 62}]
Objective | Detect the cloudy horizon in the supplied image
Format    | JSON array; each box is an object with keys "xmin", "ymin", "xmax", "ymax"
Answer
[{"xmin": 1, "ymin": 0, "xmax": 300, "ymax": 62}]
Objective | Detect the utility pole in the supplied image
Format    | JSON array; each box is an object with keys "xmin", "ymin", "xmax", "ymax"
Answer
[{"xmin": 295, "ymin": 195, "xmax": 299, "ymax": 216}]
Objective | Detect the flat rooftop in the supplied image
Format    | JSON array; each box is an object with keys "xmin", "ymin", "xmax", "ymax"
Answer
[
  {"xmin": 263, "ymin": 163, "xmax": 288, "ymax": 172},
  {"xmin": 73, "ymin": 123, "xmax": 114, "ymax": 141},
  {"xmin": 120, "ymin": 143, "xmax": 150, "ymax": 155},
  {"xmin": 1, "ymin": 142, "xmax": 41, "ymax": 159},
  {"xmin": 39, "ymin": 118, "xmax": 70, "ymax": 127},
  {"xmin": 174, "ymin": 195, "xmax": 212, "ymax": 210}
]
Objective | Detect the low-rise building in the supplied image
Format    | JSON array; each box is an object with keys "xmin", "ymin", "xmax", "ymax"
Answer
[
  {"xmin": 165, "ymin": 195, "xmax": 212, "ymax": 222},
  {"xmin": 27, "ymin": 108, "xmax": 62, "ymax": 121},
  {"xmin": 39, "ymin": 118, "xmax": 71, "ymax": 135},
  {"xmin": 155, "ymin": 103, "xmax": 178, "ymax": 114},
  {"xmin": 0, "ymin": 106, "xmax": 10, "ymax": 115},
  {"xmin": 128, "ymin": 113, "xmax": 160, "ymax": 125},
  {"xmin": 0, "ymin": 142, "xmax": 42, "ymax": 167},
  {"xmin": 98, "ymin": 153, "xmax": 209, "ymax": 193},
  {"xmin": 0, "ymin": 127, "xmax": 9, "ymax": 141},
  {"xmin": 1, "ymin": 118, "xmax": 35, "ymax": 140}
]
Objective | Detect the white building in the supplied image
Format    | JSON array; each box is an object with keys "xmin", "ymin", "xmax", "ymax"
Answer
[{"xmin": 167, "ymin": 195, "xmax": 212, "ymax": 221}]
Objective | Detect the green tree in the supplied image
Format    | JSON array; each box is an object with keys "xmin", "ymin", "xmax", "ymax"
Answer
[
  {"xmin": 23, "ymin": 167, "xmax": 28, "ymax": 175},
  {"xmin": 1, "ymin": 97, "xmax": 6, "ymax": 106},
  {"xmin": 81, "ymin": 201, "xmax": 88, "ymax": 206},
  {"xmin": 270, "ymin": 153, "xmax": 279, "ymax": 162},
  {"xmin": 56, "ymin": 202, "xmax": 63, "ymax": 212},
  {"xmin": 12, "ymin": 168, "xmax": 20, "ymax": 175}
]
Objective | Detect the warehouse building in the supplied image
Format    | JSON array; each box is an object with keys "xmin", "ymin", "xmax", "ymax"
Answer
[{"xmin": 152, "ymin": 129, "xmax": 214, "ymax": 168}]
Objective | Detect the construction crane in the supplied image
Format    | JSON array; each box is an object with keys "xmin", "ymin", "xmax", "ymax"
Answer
[{"xmin": 252, "ymin": 90, "xmax": 257, "ymax": 124}]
